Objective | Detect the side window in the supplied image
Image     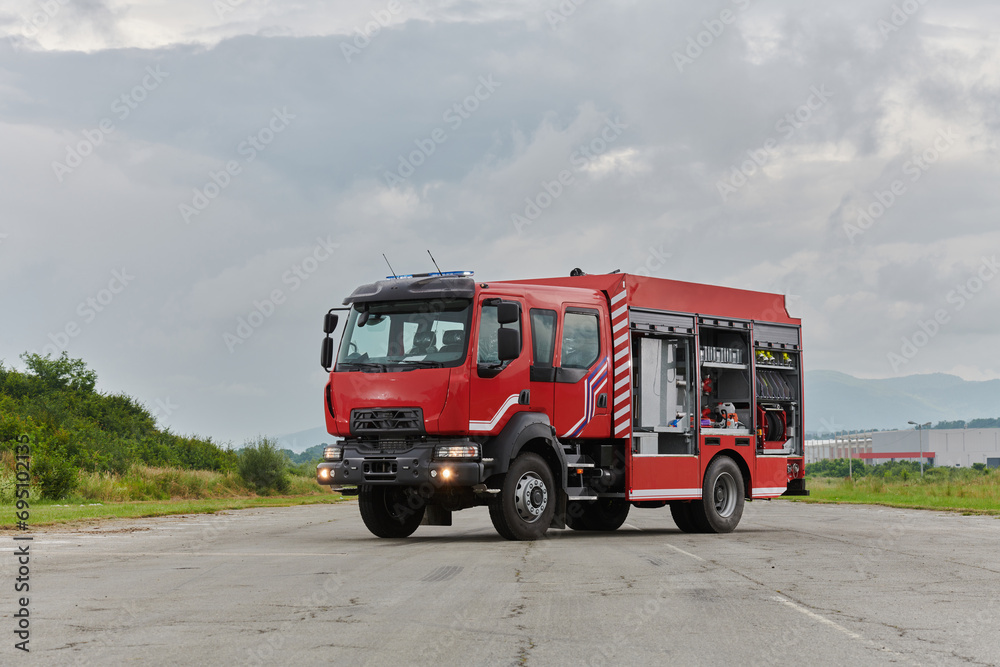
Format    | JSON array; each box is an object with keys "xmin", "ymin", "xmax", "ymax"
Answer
[
  {"xmin": 478, "ymin": 302, "xmax": 521, "ymax": 365},
  {"xmin": 561, "ymin": 311, "xmax": 599, "ymax": 369},
  {"xmin": 530, "ymin": 309, "xmax": 557, "ymax": 366}
]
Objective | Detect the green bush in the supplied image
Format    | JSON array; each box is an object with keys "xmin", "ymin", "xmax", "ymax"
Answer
[
  {"xmin": 237, "ymin": 437, "xmax": 290, "ymax": 494},
  {"xmin": 32, "ymin": 444, "xmax": 78, "ymax": 499}
]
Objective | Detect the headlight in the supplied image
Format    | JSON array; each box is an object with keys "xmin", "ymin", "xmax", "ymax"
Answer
[
  {"xmin": 433, "ymin": 444, "xmax": 480, "ymax": 459},
  {"xmin": 324, "ymin": 445, "xmax": 343, "ymax": 461}
]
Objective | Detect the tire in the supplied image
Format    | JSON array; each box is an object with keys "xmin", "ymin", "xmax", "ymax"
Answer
[
  {"xmin": 568, "ymin": 499, "xmax": 630, "ymax": 531},
  {"xmin": 690, "ymin": 456, "xmax": 745, "ymax": 533},
  {"xmin": 489, "ymin": 453, "xmax": 555, "ymax": 541},
  {"xmin": 358, "ymin": 485, "xmax": 425, "ymax": 538},
  {"xmin": 669, "ymin": 501, "xmax": 699, "ymax": 533},
  {"xmin": 564, "ymin": 501, "xmax": 591, "ymax": 531}
]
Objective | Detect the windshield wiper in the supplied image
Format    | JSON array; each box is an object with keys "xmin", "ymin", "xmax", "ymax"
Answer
[
  {"xmin": 395, "ymin": 360, "xmax": 444, "ymax": 368},
  {"xmin": 338, "ymin": 361, "xmax": 387, "ymax": 372}
]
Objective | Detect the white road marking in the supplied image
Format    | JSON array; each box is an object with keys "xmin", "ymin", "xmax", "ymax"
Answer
[
  {"xmin": 772, "ymin": 595, "xmax": 862, "ymax": 640},
  {"xmin": 666, "ymin": 544, "xmax": 705, "ymax": 562},
  {"xmin": 622, "ymin": 523, "xmax": 641, "ymax": 531}
]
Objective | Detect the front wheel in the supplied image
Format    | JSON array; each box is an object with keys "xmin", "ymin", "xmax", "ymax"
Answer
[
  {"xmin": 489, "ymin": 453, "xmax": 555, "ymax": 541},
  {"xmin": 358, "ymin": 485, "xmax": 425, "ymax": 538},
  {"xmin": 690, "ymin": 457, "xmax": 745, "ymax": 533}
]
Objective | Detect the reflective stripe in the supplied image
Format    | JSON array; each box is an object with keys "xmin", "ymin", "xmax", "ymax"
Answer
[
  {"xmin": 629, "ymin": 488, "xmax": 701, "ymax": 499},
  {"xmin": 469, "ymin": 394, "xmax": 520, "ymax": 432}
]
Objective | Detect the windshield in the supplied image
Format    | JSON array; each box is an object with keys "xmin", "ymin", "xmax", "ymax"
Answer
[{"xmin": 336, "ymin": 299, "xmax": 473, "ymax": 370}]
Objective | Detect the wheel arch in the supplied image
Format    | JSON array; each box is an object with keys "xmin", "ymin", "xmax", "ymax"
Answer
[{"xmin": 482, "ymin": 412, "xmax": 566, "ymax": 489}]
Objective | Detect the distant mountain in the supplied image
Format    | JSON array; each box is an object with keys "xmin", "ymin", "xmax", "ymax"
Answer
[
  {"xmin": 275, "ymin": 427, "xmax": 333, "ymax": 453},
  {"xmin": 805, "ymin": 370, "xmax": 1000, "ymax": 434}
]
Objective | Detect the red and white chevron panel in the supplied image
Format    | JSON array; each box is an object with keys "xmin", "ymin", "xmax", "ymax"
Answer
[{"xmin": 609, "ymin": 289, "xmax": 632, "ymax": 438}]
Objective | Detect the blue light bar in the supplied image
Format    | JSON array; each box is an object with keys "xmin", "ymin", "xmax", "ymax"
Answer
[{"xmin": 386, "ymin": 271, "xmax": 474, "ymax": 280}]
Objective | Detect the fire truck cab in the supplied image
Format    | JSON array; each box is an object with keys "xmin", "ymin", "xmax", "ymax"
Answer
[{"xmin": 317, "ymin": 270, "xmax": 806, "ymax": 540}]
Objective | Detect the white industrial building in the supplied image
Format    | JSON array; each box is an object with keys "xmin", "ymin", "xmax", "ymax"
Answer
[{"xmin": 806, "ymin": 428, "xmax": 1000, "ymax": 468}]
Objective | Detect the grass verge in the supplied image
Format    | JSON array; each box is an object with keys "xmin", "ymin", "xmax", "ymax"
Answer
[
  {"xmin": 1, "ymin": 464, "xmax": 346, "ymax": 529},
  {"xmin": 2, "ymin": 494, "xmax": 345, "ymax": 530},
  {"xmin": 790, "ymin": 475, "xmax": 1000, "ymax": 515}
]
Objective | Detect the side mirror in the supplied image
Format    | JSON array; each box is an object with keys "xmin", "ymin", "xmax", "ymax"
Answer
[
  {"xmin": 323, "ymin": 312, "xmax": 339, "ymax": 334},
  {"xmin": 321, "ymin": 337, "xmax": 334, "ymax": 370},
  {"xmin": 497, "ymin": 327, "xmax": 521, "ymax": 361},
  {"xmin": 497, "ymin": 302, "xmax": 519, "ymax": 325}
]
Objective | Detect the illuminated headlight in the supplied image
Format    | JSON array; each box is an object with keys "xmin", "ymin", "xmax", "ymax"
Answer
[
  {"xmin": 324, "ymin": 445, "xmax": 343, "ymax": 461},
  {"xmin": 433, "ymin": 444, "xmax": 480, "ymax": 460}
]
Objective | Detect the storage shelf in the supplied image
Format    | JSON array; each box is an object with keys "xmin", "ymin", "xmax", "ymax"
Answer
[
  {"xmin": 702, "ymin": 362, "xmax": 748, "ymax": 370},
  {"xmin": 757, "ymin": 364, "xmax": 796, "ymax": 371}
]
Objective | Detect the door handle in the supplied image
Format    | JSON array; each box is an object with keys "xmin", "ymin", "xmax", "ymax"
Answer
[
  {"xmin": 518, "ymin": 390, "xmax": 530, "ymax": 405},
  {"xmin": 597, "ymin": 393, "xmax": 607, "ymax": 408}
]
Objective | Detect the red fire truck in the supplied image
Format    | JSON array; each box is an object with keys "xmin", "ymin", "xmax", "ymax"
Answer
[{"xmin": 317, "ymin": 270, "xmax": 806, "ymax": 540}]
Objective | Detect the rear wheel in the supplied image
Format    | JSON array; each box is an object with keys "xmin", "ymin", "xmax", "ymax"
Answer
[
  {"xmin": 358, "ymin": 485, "xmax": 425, "ymax": 538},
  {"xmin": 489, "ymin": 453, "xmax": 555, "ymax": 541},
  {"xmin": 669, "ymin": 501, "xmax": 699, "ymax": 533},
  {"xmin": 690, "ymin": 457, "xmax": 745, "ymax": 533},
  {"xmin": 567, "ymin": 499, "xmax": 630, "ymax": 531}
]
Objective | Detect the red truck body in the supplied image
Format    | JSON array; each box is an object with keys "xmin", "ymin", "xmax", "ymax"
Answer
[{"xmin": 318, "ymin": 271, "xmax": 806, "ymax": 540}]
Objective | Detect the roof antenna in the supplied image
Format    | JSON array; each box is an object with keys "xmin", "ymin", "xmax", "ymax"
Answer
[
  {"xmin": 427, "ymin": 249, "xmax": 443, "ymax": 276},
  {"xmin": 383, "ymin": 254, "xmax": 398, "ymax": 278}
]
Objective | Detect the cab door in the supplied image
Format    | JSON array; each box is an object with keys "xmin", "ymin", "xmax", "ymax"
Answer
[
  {"xmin": 467, "ymin": 296, "xmax": 530, "ymax": 435},
  {"xmin": 552, "ymin": 305, "xmax": 611, "ymax": 438}
]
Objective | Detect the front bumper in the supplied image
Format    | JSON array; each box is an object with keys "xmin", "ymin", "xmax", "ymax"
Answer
[{"xmin": 316, "ymin": 438, "xmax": 488, "ymax": 488}]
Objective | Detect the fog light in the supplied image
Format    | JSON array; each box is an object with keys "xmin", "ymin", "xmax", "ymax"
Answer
[
  {"xmin": 318, "ymin": 468, "xmax": 329, "ymax": 480},
  {"xmin": 441, "ymin": 468, "xmax": 453, "ymax": 480}
]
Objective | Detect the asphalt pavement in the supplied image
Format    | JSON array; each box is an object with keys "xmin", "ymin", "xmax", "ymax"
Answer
[{"xmin": 3, "ymin": 499, "xmax": 999, "ymax": 666}]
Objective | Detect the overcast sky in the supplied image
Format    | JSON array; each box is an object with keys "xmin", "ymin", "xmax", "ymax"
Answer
[{"xmin": 1, "ymin": 0, "xmax": 998, "ymax": 445}]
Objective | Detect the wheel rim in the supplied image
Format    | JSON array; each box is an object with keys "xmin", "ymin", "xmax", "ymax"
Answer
[
  {"xmin": 513, "ymin": 472, "xmax": 548, "ymax": 523},
  {"xmin": 713, "ymin": 472, "xmax": 737, "ymax": 518}
]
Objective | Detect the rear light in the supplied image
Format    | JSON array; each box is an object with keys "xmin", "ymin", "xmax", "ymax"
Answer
[
  {"xmin": 433, "ymin": 444, "xmax": 480, "ymax": 460},
  {"xmin": 324, "ymin": 445, "xmax": 343, "ymax": 461}
]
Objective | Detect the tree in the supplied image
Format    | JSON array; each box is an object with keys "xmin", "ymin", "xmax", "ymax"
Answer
[{"xmin": 20, "ymin": 352, "xmax": 97, "ymax": 392}]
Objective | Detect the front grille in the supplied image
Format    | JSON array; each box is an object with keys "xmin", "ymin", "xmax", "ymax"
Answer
[
  {"xmin": 358, "ymin": 440, "xmax": 415, "ymax": 455},
  {"xmin": 351, "ymin": 407, "xmax": 424, "ymax": 435}
]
